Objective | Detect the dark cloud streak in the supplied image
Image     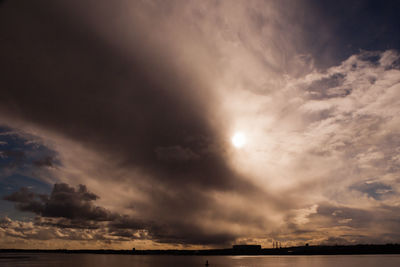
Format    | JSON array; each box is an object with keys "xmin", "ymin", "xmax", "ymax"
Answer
[{"xmin": 0, "ymin": 0, "xmax": 243, "ymax": 189}]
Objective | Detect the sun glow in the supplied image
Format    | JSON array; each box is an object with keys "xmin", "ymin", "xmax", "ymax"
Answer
[{"xmin": 231, "ymin": 132, "xmax": 246, "ymax": 148}]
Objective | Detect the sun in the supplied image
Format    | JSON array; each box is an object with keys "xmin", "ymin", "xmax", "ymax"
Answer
[{"xmin": 231, "ymin": 132, "xmax": 246, "ymax": 148}]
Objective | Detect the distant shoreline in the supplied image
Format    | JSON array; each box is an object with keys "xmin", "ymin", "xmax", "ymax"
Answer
[{"xmin": 1, "ymin": 244, "xmax": 400, "ymax": 255}]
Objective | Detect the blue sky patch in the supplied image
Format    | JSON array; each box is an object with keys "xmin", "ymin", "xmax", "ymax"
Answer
[{"xmin": 0, "ymin": 125, "xmax": 57, "ymax": 220}]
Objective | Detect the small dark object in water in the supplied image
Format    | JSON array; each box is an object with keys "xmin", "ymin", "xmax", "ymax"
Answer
[{"xmin": 205, "ymin": 260, "xmax": 209, "ymax": 266}]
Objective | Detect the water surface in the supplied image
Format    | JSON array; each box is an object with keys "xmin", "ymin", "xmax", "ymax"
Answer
[{"xmin": 1, "ymin": 253, "xmax": 399, "ymax": 267}]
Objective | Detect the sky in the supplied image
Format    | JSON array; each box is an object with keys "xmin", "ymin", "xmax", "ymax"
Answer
[{"xmin": 0, "ymin": 0, "xmax": 400, "ymax": 249}]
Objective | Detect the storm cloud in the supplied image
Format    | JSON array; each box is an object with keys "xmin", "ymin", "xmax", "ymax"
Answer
[
  {"xmin": 0, "ymin": 0, "xmax": 267, "ymax": 246},
  {"xmin": 4, "ymin": 183, "xmax": 112, "ymax": 221}
]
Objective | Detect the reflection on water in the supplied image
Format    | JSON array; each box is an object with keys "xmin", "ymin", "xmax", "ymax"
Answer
[{"xmin": 0, "ymin": 254, "xmax": 399, "ymax": 267}]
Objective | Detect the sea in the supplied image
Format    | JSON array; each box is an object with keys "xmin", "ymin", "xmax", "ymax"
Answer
[{"xmin": 0, "ymin": 254, "xmax": 400, "ymax": 267}]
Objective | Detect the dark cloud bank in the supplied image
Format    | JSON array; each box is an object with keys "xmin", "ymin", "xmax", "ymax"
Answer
[
  {"xmin": 3, "ymin": 183, "xmax": 237, "ymax": 245},
  {"xmin": 4, "ymin": 183, "xmax": 140, "ymax": 234},
  {"xmin": 4, "ymin": 183, "xmax": 109, "ymax": 221}
]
